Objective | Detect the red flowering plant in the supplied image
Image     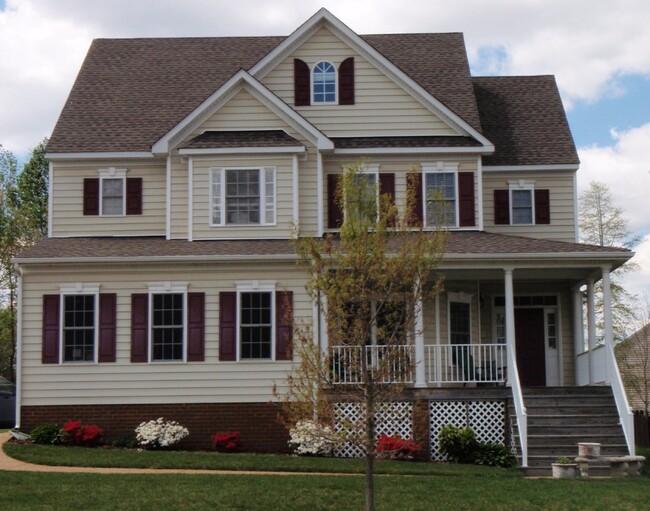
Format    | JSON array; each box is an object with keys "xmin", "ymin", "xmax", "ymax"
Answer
[
  {"xmin": 62, "ymin": 420, "xmax": 104, "ymax": 447},
  {"xmin": 375, "ymin": 434, "xmax": 422, "ymax": 461},
  {"xmin": 212, "ymin": 431, "xmax": 241, "ymax": 452}
]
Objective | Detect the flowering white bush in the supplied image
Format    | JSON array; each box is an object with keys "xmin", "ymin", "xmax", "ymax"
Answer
[
  {"xmin": 289, "ymin": 420, "xmax": 337, "ymax": 456},
  {"xmin": 135, "ymin": 417, "xmax": 189, "ymax": 449}
]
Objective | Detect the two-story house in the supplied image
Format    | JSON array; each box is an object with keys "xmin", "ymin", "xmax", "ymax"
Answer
[{"xmin": 14, "ymin": 9, "xmax": 635, "ymax": 473}]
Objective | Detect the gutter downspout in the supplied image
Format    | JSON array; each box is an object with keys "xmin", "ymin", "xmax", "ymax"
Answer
[{"xmin": 14, "ymin": 264, "xmax": 24, "ymax": 430}]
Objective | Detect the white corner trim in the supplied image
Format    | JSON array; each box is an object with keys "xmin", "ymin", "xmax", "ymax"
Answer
[
  {"xmin": 151, "ymin": 70, "xmax": 333, "ymax": 154},
  {"xmin": 46, "ymin": 152, "xmax": 154, "ymax": 160},
  {"xmin": 573, "ymin": 172, "xmax": 579, "ymax": 242},
  {"xmin": 477, "ymin": 156, "xmax": 484, "ymax": 231},
  {"xmin": 292, "ymin": 155, "xmax": 299, "ymax": 232},
  {"xmin": 179, "ymin": 146, "xmax": 306, "ymax": 156},
  {"xmin": 333, "ymin": 146, "xmax": 494, "ymax": 155},
  {"xmin": 14, "ymin": 267, "xmax": 23, "ymax": 428},
  {"xmin": 483, "ymin": 164, "xmax": 579, "ymax": 172},
  {"xmin": 249, "ymin": 8, "xmax": 492, "ymax": 148},
  {"xmin": 166, "ymin": 155, "xmax": 171, "ymax": 240},
  {"xmin": 188, "ymin": 157, "xmax": 193, "ymax": 242},
  {"xmin": 317, "ymin": 152, "xmax": 324, "ymax": 236},
  {"xmin": 47, "ymin": 162, "xmax": 53, "ymax": 238}
]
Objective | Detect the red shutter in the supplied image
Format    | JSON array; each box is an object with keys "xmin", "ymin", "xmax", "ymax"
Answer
[
  {"xmin": 98, "ymin": 293, "xmax": 117, "ymax": 363},
  {"xmin": 219, "ymin": 292, "xmax": 237, "ymax": 361},
  {"xmin": 458, "ymin": 172, "xmax": 475, "ymax": 227},
  {"xmin": 294, "ymin": 59, "xmax": 311, "ymax": 106},
  {"xmin": 275, "ymin": 291, "xmax": 293, "ymax": 361},
  {"xmin": 494, "ymin": 190, "xmax": 510, "ymax": 225},
  {"xmin": 534, "ymin": 189, "xmax": 551, "ymax": 224},
  {"xmin": 327, "ymin": 174, "xmax": 343, "ymax": 229},
  {"xmin": 83, "ymin": 178, "xmax": 99, "ymax": 215},
  {"xmin": 187, "ymin": 292, "xmax": 205, "ymax": 362},
  {"xmin": 126, "ymin": 177, "xmax": 142, "ymax": 215},
  {"xmin": 131, "ymin": 293, "xmax": 148, "ymax": 363},
  {"xmin": 379, "ymin": 173, "xmax": 396, "ymax": 226},
  {"xmin": 339, "ymin": 57, "xmax": 355, "ymax": 105},
  {"xmin": 406, "ymin": 173, "xmax": 423, "ymax": 226},
  {"xmin": 42, "ymin": 295, "xmax": 60, "ymax": 364}
]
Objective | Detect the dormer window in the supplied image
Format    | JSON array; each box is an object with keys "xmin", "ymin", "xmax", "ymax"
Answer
[{"xmin": 312, "ymin": 61, "xmax": 337, "ymax": 104}]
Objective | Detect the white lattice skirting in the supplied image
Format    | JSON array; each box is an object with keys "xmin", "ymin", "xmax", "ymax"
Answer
[
  {"xmin": 429, "ymin": 400, "xmax": 506, "ymax": 461},
  {"xmin": 333, "ymin": 402, "xmax": 413, "ymax": 458}
]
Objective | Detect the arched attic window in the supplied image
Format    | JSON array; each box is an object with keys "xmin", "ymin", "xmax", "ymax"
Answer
[{"xmin": 312, "ymin": 61, "xmax": 337, "ymax": 104}]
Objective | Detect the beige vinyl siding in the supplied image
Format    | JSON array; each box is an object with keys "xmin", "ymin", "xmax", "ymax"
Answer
[
  {"xmin": 51, "ymin": 161, "xmax": 166, "ymax": 237},
  {"xmin": 188, "ymin": 88, "xmax": 299, "ymax": 136},
  {"xmin": 170, "ymin": 152, "xmax": 188, "ymax": 239},
  {"xmin": 323, "ymin": 155, "xmax": 479, "ymax": 230},
  {"xmin": 482, "ymin": 171, "xmax": 577, "ymax": 242},
  {"xmin": 20, "ymin": 262, "xmax": 311, "ymax": 406},
  {"xmin": 262, "ymin": 26, "xmax": 461, "ymax": 137},
  {"xmin": 191, "ymin": 156, "xmax": 294, "ymax": 239}
]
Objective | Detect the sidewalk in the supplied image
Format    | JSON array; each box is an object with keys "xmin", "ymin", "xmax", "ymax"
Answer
[{"xmin": 0, "ymin": 432, "xmax": 354, "ymax": 476}]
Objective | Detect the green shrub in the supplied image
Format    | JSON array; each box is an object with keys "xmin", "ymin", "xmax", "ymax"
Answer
[
  {"xmin": 30, "ymin": 423, "xmax": 63, "ymax": 445},
  {"xmin": 110, "ymin": 434, "xmax": 139, "ymax": 449},
  {"xmin": 474, "ymin": 442, "xmax": 516, "ymax": 468},
  {"xmin": 438, "ymin": 425, "xmax": 478, "ymax": 464}
]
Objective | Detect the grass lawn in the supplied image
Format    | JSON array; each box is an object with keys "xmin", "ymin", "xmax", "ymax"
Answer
[{"xmin": 1, "ymin": 444, "xmax": 648, "ymax": 510}]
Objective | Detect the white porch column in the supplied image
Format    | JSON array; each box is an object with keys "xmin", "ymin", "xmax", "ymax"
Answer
[
  {"xmin": 586, "ymin": 278, "xmax": 596, "ymax": 384},
  {"xmin": 414, "ymin": 288, "xmax": 426, "ymax": 388},
  {"xmin": 602, "ymin": 266, "xmax": 613, "ymax": 383},
  {"xmin": 504, "ymin": 268, "xmax": 516, "ymax": 387},
  {"xmin": 572, "ymin": 286, "xmax": 585, "ymax": 385}
]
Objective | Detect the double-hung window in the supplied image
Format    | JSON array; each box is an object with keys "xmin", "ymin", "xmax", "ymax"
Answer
[
  {"xmin": 345, "ymin": 165, "xmax": 379, "ymax": 225},
  {"xmin": 423, "ymin": 163, "xmax": 458, "ymax": 227},
  {"xmin": 237, "ymin": 283, "xmax": 275, "ymax": 360},
  {"xmin": 148, "ymin": 283, "xmax": 187, "ymax": 362},
  {"xmin": 509, "ymin": 181, "xmax": 535, "ymax": 225},
  {"xmin": 312, "ymin": 61, "xmax": 337, "ymax": 104},
  {"xmin": 99, "ymin": 168, "xmax": 126, "ymax": 216},
  {"xmin": 60, "ymin": 284, "xmax": 99, "ymax": 363},
  {"xmin": 210, "ymin": 167, "xmax": 275, "ymax": 226}
]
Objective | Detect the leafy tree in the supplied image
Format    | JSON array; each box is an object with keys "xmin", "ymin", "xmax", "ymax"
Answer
[
  {"xmin": 0, "ymin": 140, "xmax": 49, "ymax": 381},
  {"xmin": 578, "ymin": 181, "xmax": 640, "ymax": 342},
  {"xmin": 285, "ymin": 163, "xmax": 446, "ymax": 511}
]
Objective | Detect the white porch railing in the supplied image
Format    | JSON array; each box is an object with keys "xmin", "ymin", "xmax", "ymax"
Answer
[
  {"xmin": 330, "ymin": 345, "xmax": 414, "ymax": 384},
  {"xmin": 606, "ymin": 344, "xmax": 635, "ymax": 455},
  {"xmin": 507, "ymin": 348, "xmax": 528, "ymax": 467},
  {"xmin": 425, "ymin": 344, "xmax": 507, "ymax": 384}
]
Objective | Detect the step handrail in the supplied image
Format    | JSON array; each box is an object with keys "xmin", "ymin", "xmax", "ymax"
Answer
[
  {"xmin": 508, "ymin": 349, "xmax": 527, "ymax": 467},
  {"xmin": 606, "ymin": 343, "xmax": 635, "ymax": 455}
]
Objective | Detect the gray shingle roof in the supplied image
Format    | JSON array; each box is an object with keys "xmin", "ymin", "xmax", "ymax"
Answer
[
  {"xmin": 473, "ymin": 76, "xmax": 579, "ymax": 166},
  {"xmin": 332, "ymin": 136, "xmax": 482, "ymax": 149},
  {"xmin": 16, "ymin": 232, "xmax": 630, "ymax": 262},
  {"xmin": 181, "ymin": 130, "xmax": 302, "ymax": 149}
]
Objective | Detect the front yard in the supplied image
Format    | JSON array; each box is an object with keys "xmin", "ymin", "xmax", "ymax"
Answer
[{"xmin": 1, "ymin": 444, "xmax": 648, "ymax": 510}]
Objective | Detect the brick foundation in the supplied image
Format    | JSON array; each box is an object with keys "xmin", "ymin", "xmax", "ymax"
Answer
[{"xmin": 21, "ymin": 402, "xmax": 290, "ymax": 452}]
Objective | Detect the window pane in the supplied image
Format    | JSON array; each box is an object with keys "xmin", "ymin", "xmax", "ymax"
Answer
[
  {"xmin": 511, "ymin": 190, "xmax": 532, "ymax": 224},
  {"xmin": 425, "ymin": 173, "xmax": 456, "ymax": 226},
  {"xmin": 225, "ymin": 169, "xmax": 261, "ymax": 224},
  {"xmin": 313, "ymin": 61, "xmax": 336, "ymax": 103},
  {"xmin": 101, "ymin": 178, "xmax": 124, "ymax": 215},
  {"xmin": 240, "ymin": 291, "xmax": 272, "ymax": 360},
  {"xmin": 152, "ymin": 293, "xmax": 184, "ymax": 361},
  {"xmin": 211, "ymin": 170, "xmax": 222, "ymax": 224},
  {"xmin": 264, "ymin": 168, "xmax": 275, "ymax": 224},
  {"xmin": 63, "ymin": 294, "xmax": 95, "ymax": 362}
]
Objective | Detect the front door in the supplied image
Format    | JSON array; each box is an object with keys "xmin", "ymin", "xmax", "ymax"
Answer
[{"xmin": 514, "ymin": 308, "xmax": 546, "ymax": 386}]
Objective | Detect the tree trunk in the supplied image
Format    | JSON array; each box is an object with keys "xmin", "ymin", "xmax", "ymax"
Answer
[{"xmin": 364, "ymin": 381, "xmax": 375, "ymax": 511}]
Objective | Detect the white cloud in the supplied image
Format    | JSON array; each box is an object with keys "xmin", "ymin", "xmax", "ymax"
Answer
[
  {"xmin": 577, "ymin": 123, "xmax": 650, "ymax": 236},
  {"xmin": 621, "ymin": 234, "xmax": 650, "ymax": 301},
  {"xmin": 1, "ymin": 0, "xmax": 649, "ymax": 154}
]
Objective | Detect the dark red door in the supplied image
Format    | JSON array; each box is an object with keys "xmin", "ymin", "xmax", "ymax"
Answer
[{"xmin": 514, "ymin": 308, "xmax": 546, "ymax": 387}]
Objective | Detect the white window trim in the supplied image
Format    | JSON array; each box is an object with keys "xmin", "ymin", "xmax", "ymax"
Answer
[
  {"xmin": 311, "ymin": 60, "xmax": 338, "ymax": 105},
  {"xmin": 508, "ymin": 179, "xmax": 536, "ymax": 226},
  {"xmin": 147, "ymin": 282, "xmax": 188, "ymax": 363},
  {"xmin": 235, "ymin": 281, "xmax": 276, "ymax": 362},
  {"xmin": 447, "ymin": 291, "xmax": 472, "ymax": 346},
  {"xmin": 98, "ymin": 167, "xmax": 127, "ymax": 217},
  {"xmin": 209, "ymin": 167, "xmax": 277, "ymax": 227},
  {"xmin": 422, "ymin": 162, "xmax": 459, "ymax": 229},
  {"xmin": 59, "ymin": 283, "xmax": 100, "ymax": 364}
]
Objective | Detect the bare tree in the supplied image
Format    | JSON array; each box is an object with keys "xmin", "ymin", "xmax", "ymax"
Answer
[
  {"xmin": 616, "ymin": 304, "xmax": 650, "ymax": 416},
  {"xmin": 285, "ymin": 163, "xmax": 446, "ymax": 511}
]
